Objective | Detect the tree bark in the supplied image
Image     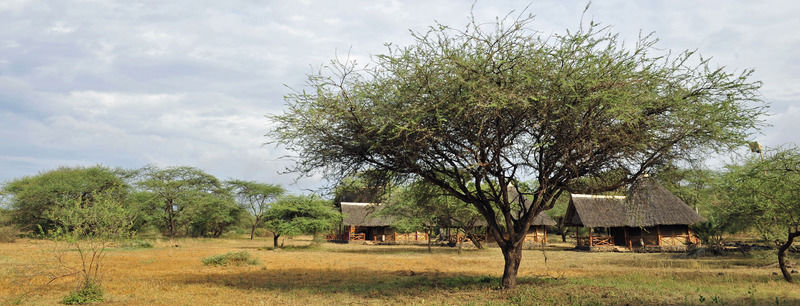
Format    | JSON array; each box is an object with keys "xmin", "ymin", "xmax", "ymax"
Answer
[
  {"xmin": 250, "ymin": 216, "xmax": 262, "ymax": 240},
  {"xmin": 778, "ymin": 230, "xmax": 799, "ymax": 283},
  {"xmin": 273, "ymin": 233, "xmax": 280, "ymax": 249},
  {"xmin": 467, "ymin": 233, "xmax": 483, "ymax": 249},
  {"xmin": 500, "ymin": 242, "xmax": 524, "ymax": 288}
]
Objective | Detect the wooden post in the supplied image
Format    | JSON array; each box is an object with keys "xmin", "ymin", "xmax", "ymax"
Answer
[
  {"xmin": 624, "ymin": 227, "xmax": 632, "ymax": 251},
  {"xmin": 543, "ymin": 227, "xmax": 548, "ymax": 244},
  {"xmin": 657, "ymin": 225, "xmax": 662, "ymax": 246},
  {"xmin": 589, "ymin": 228, "xmax": 593, "ymax": 247}
]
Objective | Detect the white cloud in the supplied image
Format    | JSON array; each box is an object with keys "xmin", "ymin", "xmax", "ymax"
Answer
[{"xmin": 0, "ymin": 0, "xmax": 798, "ymax": 193}]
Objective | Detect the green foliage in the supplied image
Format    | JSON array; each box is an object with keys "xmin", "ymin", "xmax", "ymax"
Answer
[
  {"xmin": 120, "ymin": 239, "xmax": 154, "ymax": 249},
  {"xmin": 382, "ymin": 179, "xmax": 481, "ymax": 234},
  {"xmin": 135, "ymin": 166, "xmax": 231, "ymax": 240},
  {"xmin": 1, "ymin": 166, "xmax": 129, "ymax": 233},
  {"xmin": 718, "ymin": 148, "xmax": 800, "ymax": 243},
  {"xmin": 226, "ymin": 180, "xmax": 284, "ymax": 239},
  {"xmin": 61, "ymin": 281, "xmax": 103, "ymax": 304},
  {"xmin": 201, "ymin": 251, "xmax": 260, "ymax": 266},
  {"xmin": 264, "ymin": 195, "xmax": 340, "ymax": 239},
  {"xmin": 47, "ymin": 191, "xmax": 135, "ymax": 304},
  {"xmin": 271, "ymin": 7, "xmax": 765, "ymax": 287},
  {"xmin": 718, "ymin": 146, "xmax": 800, "ymax": 282},
  {"xmin": 333, "ymin": 170, "xmax": 395, "ymax": 204},
  {"xmin": 185, "ymin": 192, "xmax": 241, "ymax": 238},
  {"xmin": 654, "ymin": 164, "xmax": 721, "ymax": 218}
]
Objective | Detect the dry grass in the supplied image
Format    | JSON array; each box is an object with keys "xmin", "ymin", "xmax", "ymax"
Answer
[{"xmin": 1, "ymin": 237, "xmax": 798, "ymax": 305}]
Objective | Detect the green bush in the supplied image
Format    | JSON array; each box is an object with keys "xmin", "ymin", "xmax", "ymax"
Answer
[
  {"xmin": 62, "ymin": 281, "xmax": 103, "ymax": 304},
  {"xmin": 0, "ymin": 226, "xmax": 18, "ymax": 243},
  {"xmin": 121, "ymin": 240, "xmax": 153, "ymax": 249},
  {"xmin": 202, "ymin": 251, "xmax": 259, "ymax": 266}
]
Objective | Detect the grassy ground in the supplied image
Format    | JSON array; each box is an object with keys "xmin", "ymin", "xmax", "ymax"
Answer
[{"xmin": 1, "ymin": 237, "xmax": 798, "ymax": 305}]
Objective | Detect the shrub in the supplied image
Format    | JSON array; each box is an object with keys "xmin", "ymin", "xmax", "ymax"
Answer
[
  {"xmin": 0, "ymin": 226, "xmax": 18, "ymax": 243},
  {"xmin": 62, "ymin": 281, "xmax": 103, "ymax": 304},
  {"xmin": 121, "ymin": 240, "xmax": 153, "ymax": 249},
  {"xmin": 202, "ymin": 251, "xmax": 259, "ymax": 266}
]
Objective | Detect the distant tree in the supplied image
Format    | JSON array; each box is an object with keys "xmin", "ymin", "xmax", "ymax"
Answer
[
  {"xmin": 1, "ymin": 166, "xmax": 128, "ymax": 233},
  {"xmin": 263, "ymin": 195, "xmax": 340, "ymax": 248},
  {"xmin": 226, "ymin": 180, "xmax": 284, "ymax": 240},
  {"xmin": 719, "ymin": 147, "xmax": 800, "ymax": 282},
  {"xmin": 654, "ymin": 163, "xmax": 720, "ymax": 215},
  {"xmin": 136, "ymin": 166, "xmax": 225, "ymax": 242},
  {"xmin": 382, "ymin": 179, "xmax": 484, "ymax": 253},
  {"xmin": 271, "ymin": 11, "xmax": 765, "ymax": 287},
  {"xmin": 185, "ymin": 192, "xmax": 241, "ymax": 238}
]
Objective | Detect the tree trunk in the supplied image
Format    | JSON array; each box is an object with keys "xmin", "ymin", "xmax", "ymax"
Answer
[
  {"xmin": 427, "ymin": 226, "xmax": 432, "ymax": 254},
  {"xmin": 500, "ymin": 242, "xmax": 524, "ymax": 288},
  {"xmin": 250, "ymin": 225, "xmax": 256, "ymax": 240},
  {"xmin": 467, "ymin": 233, "xmax": 483, "ymax": 249},
  {"xmin": 273, "ymin": 233, "xmax": 280, "ymax": 249},
  {"xmin": 778, "ymin": 230, "xmax": 799, "ymax": 283},
  {"xmin": 561, "ymin": 228, "xmax": 567, "ymax": 243}
]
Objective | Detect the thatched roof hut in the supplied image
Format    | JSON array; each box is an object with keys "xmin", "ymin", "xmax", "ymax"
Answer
[
  {"xmin": 563, "ymin": 177, "xmax": 706, "ymax": 250},
  {"xmin": 340, "ymin": 202, "xmax": 395, "ymax": 227},
  {"xmin": 564, "ymin": 178, "xmax": 706, "ymax": 228}
]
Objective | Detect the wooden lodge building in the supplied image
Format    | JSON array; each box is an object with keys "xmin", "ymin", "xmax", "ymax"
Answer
[
  {"xmin": 563, "ymin": 178, "xmax": 705, "ymax": 251},
  {"xmin": 327, "ymin": 202, "xmax": 428, "ymax": 243}
]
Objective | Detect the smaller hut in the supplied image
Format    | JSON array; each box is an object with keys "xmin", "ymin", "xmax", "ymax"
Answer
[
  {"xmin": 330, "ymin": 202, "xmax": 427, "ymax": 243},
  {"xmin": 563, "ymin": 178, "xmax": 705, "ymax": 251}
]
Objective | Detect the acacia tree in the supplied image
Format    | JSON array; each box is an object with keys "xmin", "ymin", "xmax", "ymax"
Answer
[
  {"xmin": 226, "ymin": 180, "xmax": 284, "ymax": 240},
  {"xmin": 2, "ymin": 166, "xmax": 128, "ymax": 233},
  {"xmin": 263, "ymin": 194, "xmax": 340, "ymax": 248},
  {"xmin": 719, "ymin": 147, "xmax": 800, "ymax": 282},
  {"xmin": 271, "ymin": 12, "xmax": 764, "ymax": 287},
  {"xmin": 137, "ymin": 166, "xmax": 226, "ymax": 242}
]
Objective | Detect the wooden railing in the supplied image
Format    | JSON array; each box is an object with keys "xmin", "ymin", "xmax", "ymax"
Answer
[
  {"xmin": 394, "ymin": 232, "xmax": 428, "ymax": 242},
  {"xmin": 349, "ymin": 233, "xmax": 365, "ymax": 241},
  {"xmin": 577, "ymin": 236, "xmax": 614, "ymax": 246}
]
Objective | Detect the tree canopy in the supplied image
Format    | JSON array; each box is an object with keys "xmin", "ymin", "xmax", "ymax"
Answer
[
  {"xmin": 277, "ymin": 12, "xmax": 764, "ymax": 288},
  {"xmin": 226, "ymin": 180, "xmax": 284, "ymax": 239},
  {"xmin": 1, "ymin": 166, "xmax": 128, "ymax": 233},
  {"xmin": 136, "ymin": 166, "xmax": 230, "ymax": 241},
  {"xmin": 718, "ymin": 147, "xmax": 800, "ymax": 282},
  {"xmin": 263, "ymin": 195, "xmax": 340, "ymax": 248}
]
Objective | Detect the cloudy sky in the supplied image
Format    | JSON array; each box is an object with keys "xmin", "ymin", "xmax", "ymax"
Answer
[{"xmin": 1, "ymin": 1, "xmax": 798, "ymax": 194}]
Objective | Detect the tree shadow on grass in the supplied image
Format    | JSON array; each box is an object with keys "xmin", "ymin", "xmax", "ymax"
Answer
[
  {"xmin": 320, "ymin": 245, "xmax": 489, "ymax": 255},
  {"xmin": 170, "ymin": 268, "xmax": 552, "ymax": 295}
]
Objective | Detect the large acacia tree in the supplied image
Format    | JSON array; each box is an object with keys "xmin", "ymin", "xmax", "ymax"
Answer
[{"xmin": 271, "ymin": 13, "xmax": 764, "ymax": 288}]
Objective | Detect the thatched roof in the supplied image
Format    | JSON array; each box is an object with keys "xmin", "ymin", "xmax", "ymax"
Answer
[
  {"xmin": 564, "ymin": 178, "xmax": 706, "ymax": 228},
  {"xmin": 341, "ymin": 202, "xmax": 395, "ymax": 227}
]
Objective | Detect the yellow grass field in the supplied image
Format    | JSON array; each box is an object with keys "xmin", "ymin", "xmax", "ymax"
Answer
[{"xmin": 1, "ymin": 237, "xmax": 798, "ymax": 305}]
